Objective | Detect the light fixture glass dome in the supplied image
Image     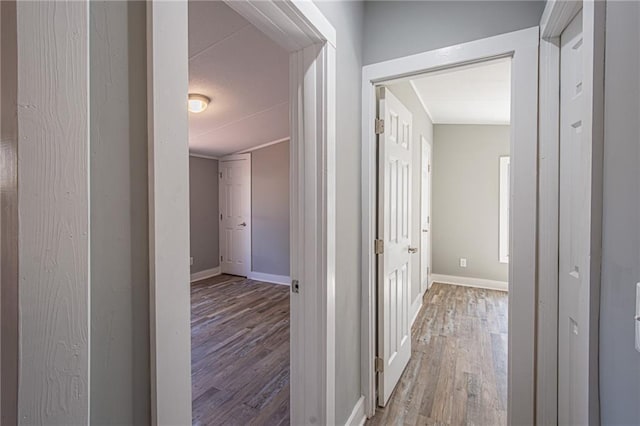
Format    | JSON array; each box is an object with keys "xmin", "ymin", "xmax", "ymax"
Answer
[{"xmin": 188, "ymin": 94, "xmax": 210, "ymax": 113}]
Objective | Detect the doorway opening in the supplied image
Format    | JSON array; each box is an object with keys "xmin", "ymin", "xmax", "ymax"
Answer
[
  {"xmin": 187, "ymin": 2, "xmax": 291, "ymax": 423},
  {"xmin": 370, "ymin": 57, "xmax": 512, "ymax": 424},
  {"xmin": 361, "ymin": 27, "xmax": 539, "ymax": 424}
]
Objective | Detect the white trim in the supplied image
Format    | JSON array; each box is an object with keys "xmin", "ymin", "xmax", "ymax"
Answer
[
  {"xmin": 361, "ymin": 27, "xmax": 539, "ymax": 421},
  {"xmin": 410, "ymin": 296, "xmax": 423, "ymax": 328},
  {"xmin": 149, "ymin": 1, "xmax": 337, "ymax": 425},
  {"xmin": 247, "ymin": 271, "xmax": 291, "ymax": 286},
  {"xmin": 190, "ymin": 267, "xmax": 221, "ymax": 283},
  {"xmin": 189, "ymin": 152, "xmax": 219, "ymax": 161},
  {"xmin": 431, "ymin": 274, "xmax": 508, "ymax": 292},
  {"xmin": 234, "ymin": 137, "xmax": 290, "ymax": 154},
  {"xmin": 538, "ymin": 2, "xmax": 605, "ymax": 424},
  {"xmin": 343, "ymin": 396, "xmax": 366, "ymax": 426}
]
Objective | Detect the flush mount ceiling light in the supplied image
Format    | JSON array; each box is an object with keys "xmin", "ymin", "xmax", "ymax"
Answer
[{"xmin": 188, "ymin": 94, "xmax": 210, "ymax": 113}]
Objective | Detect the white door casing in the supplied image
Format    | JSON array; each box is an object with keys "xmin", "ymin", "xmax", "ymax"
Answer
[
  {"xmin": 377, "ymin": 87, "xmax": 413, "ymax": 407},
  {"xmin": 219, "ymin": 154, "xmax": 251, "ymax": 276},
  {"xmin": 420, "ymin": 136, "xmax": 432, "ymax": 291},
  {"xmin": 558, "ymin": 9, "xmax": 600, "ymax": 425}
]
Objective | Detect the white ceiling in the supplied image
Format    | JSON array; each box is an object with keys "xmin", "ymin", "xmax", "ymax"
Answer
[
  {"xmin": 409, "ymin": 58, "xmax": 511, "ymax": 125},
  {"xmin": 188, "ymin": 1, "xmax": 289, "ymax": 157}
]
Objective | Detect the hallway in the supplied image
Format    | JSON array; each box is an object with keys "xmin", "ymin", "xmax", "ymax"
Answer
[
  {"xmin": 368, "ymin": 283, "xmax": 508, "ymax": 426},
  {"xmin": 191, "ymin": 275, "xmax": 290, "ymax": 425}
]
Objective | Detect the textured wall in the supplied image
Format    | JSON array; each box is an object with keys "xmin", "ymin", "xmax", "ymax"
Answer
[
  {"xmin": 189, "ymin": 156, "xmax": 219, "ymax": 274},
  {"xmin": 432, "ymin": 125, "xmax": 510, "ymax": 282},
  {"xmin": 251, "ymin": 141, "xmax": 290, "ymax": 277}
]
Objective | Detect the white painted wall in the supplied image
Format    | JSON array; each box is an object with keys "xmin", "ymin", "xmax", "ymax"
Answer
[
  {"xmin": 363, "ymin": 1, "xmax": 545, "ymax": 65},
  {"xmin": 599, "ymin": 1, "xmax": 640, "ymax": 424}
]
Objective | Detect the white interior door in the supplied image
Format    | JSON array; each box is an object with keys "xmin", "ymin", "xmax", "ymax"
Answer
[
  {"xmin": 420, "ymin": 136, "xmax": 432, "ymax": 292},
  {"xmin": 377, "ymin": 87, "xmax": 413, "ymax": 407},
  {"xmin": 558, "ymin": 9, "xmax": 591, "ymax": 425},
  {"xmin": 219, "ymin": 154, "xmax": 251, "ymax": 276}
]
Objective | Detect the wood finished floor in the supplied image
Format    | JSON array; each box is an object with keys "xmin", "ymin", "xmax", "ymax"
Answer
[
  {"xmin": 191, "ymin": 274, "xmax": 290, "ymax": 426},
  {"xmin": 367, "ymin": 283, "xmax": 508, "ymax": 426}
]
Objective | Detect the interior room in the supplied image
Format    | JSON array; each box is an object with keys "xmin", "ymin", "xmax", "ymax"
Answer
[
  {"xmin": 187, "ymin": 1, "xmax": 291, "ymax": 424},
  {"xmin": 371, "ymin": 57, "xmax": 511, "ymax": 424}
]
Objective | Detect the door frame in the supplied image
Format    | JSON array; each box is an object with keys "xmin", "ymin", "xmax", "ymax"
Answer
[
  {"xmin": 218, "ymin": 153, "xmax": 252, "ymax": 277},
  {"xmin": 146, "ymin": 1, "xmax": 337, "ymax": 425},
  {"xmin": 537, "ymin": 1, "xmax": 605, "ymax": 424},
  {"xmin": 361, "ymin": 27, "xmax": 539, "ymax": 421}
]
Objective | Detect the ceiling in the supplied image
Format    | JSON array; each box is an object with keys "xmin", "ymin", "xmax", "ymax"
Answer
[
  {"xmin": 408, "ymin": 58, "xmax": 511, "ymax": 125},
  {"xmin": 188, "ymin": 1, "xmax": 289, "ymax": 157}
]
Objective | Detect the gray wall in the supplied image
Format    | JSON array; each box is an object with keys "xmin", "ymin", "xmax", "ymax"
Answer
[
  {"xmin": 189, "ymin": 156, "xmax": 219, "ymax": 274},
  {"xmin": 599, "ymin": 1, "xmax": 640, "ymax": 424},
  {"xmin": 387, "ymin": 82, "xmax": 433, "ymax": 304},
  {"xmin": 363, "ymin": 1, "xmax": 545, "ymax": 65},
  {"xmin": 432, "ymin": 125, "xmax": 509, "ymax": 282},
  {"xmin": 314, "ymin": 2, "xmax": 364, "ymax": 424},
  {"xmin": 252, "ymin": 141, "xmax": 290, "ymax": 277},
  {"xmin": 90, "ymin": 2, "xmax": 150, "ymax": 424}
]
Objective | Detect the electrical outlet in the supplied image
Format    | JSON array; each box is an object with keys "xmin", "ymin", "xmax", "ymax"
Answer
[
  {"xmin": 460, "ymin": 258, "xmax": 467, "ymax": 268},
  {"xmin": 190, "ymin": 257, "xmax": 194, "ymax": 266}
]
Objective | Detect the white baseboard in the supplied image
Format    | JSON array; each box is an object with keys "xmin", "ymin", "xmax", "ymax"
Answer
[
  {"xmin": 247, "ymin": 271, "xmax": 290, "ymax": 286},
  {"xmin": 344, "ymin": 395, "xmax": 366, "ymax": 426},
  {"xmin": 190, "ymin": 266, "xmax": 221, "ymax": 283},
  {"xmin": 410, "ymin": 295, "xmax": 423, "ymax": 327},
  {"xmin": 431, "ymin": 273, "xmax": 508, "ymax": 292}
]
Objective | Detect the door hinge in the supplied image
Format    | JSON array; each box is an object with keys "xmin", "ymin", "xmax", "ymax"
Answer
[
  {"xmin": 375, "ymin": 118, "xmax": 385, "ymax": 135},
  {"xmin": 220, "ymin": 213, "xmax": 223, "ymax": 220},
  {"xmin": 427, "ymin": 215, "xmax": 430, "ymax": 224},
  {"xmin": 374, "ymin": 239, "xmax": 384, "ymax": 255},
  {"xmin": 375, "ymin": 357, "xmax": 384, "ymax": 373},
  {"xmin": 291, "ymin": 279, "xmax": 300, "ymax": 294},
  {"xmin": 219, "ymin": 172, "xmax": 222, "ymax": 178},
  {"xmin": 428, "ymin": 164, "xmax": 431, "ymax": 173},
  {"xmin": 220, "ymin": 255, "xmax": 223, "ymax": 262}
]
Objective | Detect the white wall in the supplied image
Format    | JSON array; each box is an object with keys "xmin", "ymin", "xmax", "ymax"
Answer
[
  {"xmin": 387, "ymin": 82, "xmax": 434, "ymax": 303},
  {"xmin": 599, "ymin": 1, "xmax": 640, "ymax": 424},
  {"xmin": 432, "ymin": 125, "xmax": 510, "ymax": 282},
  {"xmin": 363, "ymin": 1, "xmax": 545, "ymax": 65},
  {"xmin": 313, "ymin": 2, "xmax": 364, "ymax": 424}
]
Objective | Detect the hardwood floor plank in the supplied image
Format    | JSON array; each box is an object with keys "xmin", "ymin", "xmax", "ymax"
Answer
[
  {"xmin": 367, "ymin": 283, "xmax": 508, "ymax": 426},
  {"xmin": 191, "ymin": 275, "xmax": 290, "ymax": 425}
]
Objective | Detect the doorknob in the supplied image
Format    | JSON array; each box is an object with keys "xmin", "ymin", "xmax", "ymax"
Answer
[
  {"xmin": 238, "ymin": 222, "xmax": 247, "ymax": 227},
  {"xmin": 408, "ymin": 247, "xmax": 418, "ymax": 254}
]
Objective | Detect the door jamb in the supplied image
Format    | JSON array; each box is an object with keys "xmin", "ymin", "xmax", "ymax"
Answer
[
  {"xmin": 146, "ymin": 1, "xmax": 337, "ymax": 424},
  {"xmin": 361, "ymin": 27, "xmax": 540, "ymax": 421},
  {"xmin": 537, "ymin": 1, "xmax": 605, "ymax": 424}
]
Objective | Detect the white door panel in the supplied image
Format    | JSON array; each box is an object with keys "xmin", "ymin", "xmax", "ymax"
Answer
[
  {"xmin": 558, "ymin": 10, "xmax": 589, "ymax": 425},
  {"xmin": 420, "ymin": 137, "xmax": 432, "ymax": 292},
  {"xmin": 219, "ymin": 154, "xmax": 251, "ymax": 276},
  {"xmin": 377, "ymin": 87, "xmax": 413, "ymax": 407}
]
